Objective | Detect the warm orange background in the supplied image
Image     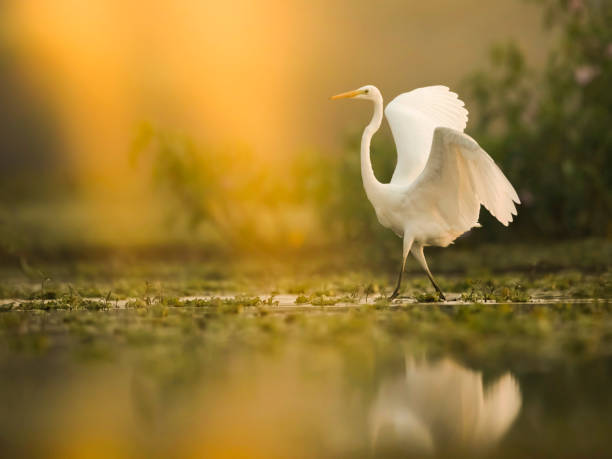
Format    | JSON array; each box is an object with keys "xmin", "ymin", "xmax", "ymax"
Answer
[{"xmin": 5, "ymin": 0, "xmax": 549, "ymax": 182}]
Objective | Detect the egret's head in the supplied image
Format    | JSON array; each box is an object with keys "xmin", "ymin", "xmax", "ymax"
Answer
[{"xmin": 330, "ymin": 85, "xmax": 380, "ymax": 102}]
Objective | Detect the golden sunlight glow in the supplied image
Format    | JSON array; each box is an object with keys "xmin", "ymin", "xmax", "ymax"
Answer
[
  {"xmin": 6, "ymin": 0, "xmax": 299, "ymax": 184},
  {"xmin": 4, "ymin": 0, "xmax": 548, "ymax": 184}
]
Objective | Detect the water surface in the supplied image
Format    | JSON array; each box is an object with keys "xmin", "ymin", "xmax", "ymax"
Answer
[{"xmin": 0, "ymin": 303, "xmax": 611, "ymax": 458}]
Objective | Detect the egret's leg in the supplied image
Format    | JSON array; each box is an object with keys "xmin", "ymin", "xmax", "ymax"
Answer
[
  {"xmin": 389, "ymin": 263, "xmax": 404, "ymax": 300},
  {"xmin": 411, "ymin": 244, "xmax": 446, "ymax": 301},
  {"xmin": 389, "ymin": 237, "xmax": 413, "ymax": 300}
]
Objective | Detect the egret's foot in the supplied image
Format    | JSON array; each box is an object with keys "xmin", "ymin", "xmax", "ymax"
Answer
[
  {"xmin": 426, "ymin": 273, "xmax": 446, "ymax": 301},
  {"xmin": 432, "ymin": 285, "xmax": 446, "ymax": 301},
  {"xmin": 430, "ymin": 285, "xmax": 447, "ymax": 301},
  {"xmin": 388, "ymin": 288, "xmax": 400, "ymax": 301}
]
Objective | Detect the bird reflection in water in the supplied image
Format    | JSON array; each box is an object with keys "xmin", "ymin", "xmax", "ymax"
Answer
[{"xmin": 370, "ymin": 356, "xmax": 521, "ymax": 456}]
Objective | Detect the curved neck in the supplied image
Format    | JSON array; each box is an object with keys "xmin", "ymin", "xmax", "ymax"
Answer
[{"xmin": 361, "ymin": 95, "xmax": 384, "ymax": 201}]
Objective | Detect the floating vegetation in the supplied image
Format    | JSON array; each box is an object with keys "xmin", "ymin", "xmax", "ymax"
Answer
[
  {"xmin": 294, "ymin": 295, "xmax": 309, "ymax": 304},
  {"xmin": 415, "ymin": 291, "xmax": 442, "ymax": 303}
]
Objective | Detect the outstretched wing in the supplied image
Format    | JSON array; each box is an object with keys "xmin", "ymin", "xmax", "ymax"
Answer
[
  {"xmin": 385, "ymin": 86, "xmax": 468, "ymax": 186},
  {"xmin": 407, "ymin": 127, "xmax": 520, "ymax": 238}
]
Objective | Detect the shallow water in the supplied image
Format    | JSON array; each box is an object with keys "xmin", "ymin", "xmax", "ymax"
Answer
[{"xmin": 0, "ymin": 303, "xmax": 611, "ymax": 458}]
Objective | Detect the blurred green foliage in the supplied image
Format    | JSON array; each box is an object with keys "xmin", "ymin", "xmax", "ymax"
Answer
[
  {"xmin": 465, "ymin": 0, "xmax": 612, "ymax": 238},
  {"xmin": 131, "ymin": 123, "xmax": 327, "ymax": 252},
  {"xmin": 130, "ymin": 123, "xmax": 211, "ymax": 229}
]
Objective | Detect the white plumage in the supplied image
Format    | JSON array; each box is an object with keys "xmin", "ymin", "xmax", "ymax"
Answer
[
  {"xmin": 331, "ymin": 84, "xmax": 520, "ymax": 300},
  {"xmin": 386, "ymin": 86, "xmax": 468, "ymax": 185}
]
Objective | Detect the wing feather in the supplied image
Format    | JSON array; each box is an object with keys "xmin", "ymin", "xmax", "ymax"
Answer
[
  {"xmin": 385, "ymin": 86, "xmax": 469, "ymax": 186},
  {"xmin": 408, "ymin": 127, "xmax": 520, "ymax": 238}
]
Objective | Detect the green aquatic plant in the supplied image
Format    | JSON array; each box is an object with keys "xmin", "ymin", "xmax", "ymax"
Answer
[
  {"xmin": 373, "ymin": 296, "xmax": 392, "ymax": 308},
  {"xmin": 364, "ymin": 283, "xmax": 379, "ymax": 303},
  {"xmin": 294, "ymin": 295, "xmax": 309, "ymax": 305},
  {"xmin": 311, "ymin": 296, "xmax": 339, "ymax": 306},
  {"xmin": 495, "ymin": 284, "xmax": 530, "ymax": 303},
  {"xmin": 262, "ymin": 295, "xmax": 279, "ymax": 306},
  {"xmin": 415, "ymin": 291, "xmax": 443, "ymax": 303}
]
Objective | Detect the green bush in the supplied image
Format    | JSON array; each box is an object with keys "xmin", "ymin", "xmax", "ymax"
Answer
[{"xmin": 464, "ymin": 0, "xmax": 612, "ymax": 239}]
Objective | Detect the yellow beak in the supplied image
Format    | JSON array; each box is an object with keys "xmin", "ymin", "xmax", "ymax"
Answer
[{"xmin": 330, "ymin": 89, "xmax": 366, "ymax": 100}]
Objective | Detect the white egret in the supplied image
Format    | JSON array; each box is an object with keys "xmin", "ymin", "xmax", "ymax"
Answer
[{"xmin": 331, "ymin": 85, "xmax": 520, "ymax": 300}]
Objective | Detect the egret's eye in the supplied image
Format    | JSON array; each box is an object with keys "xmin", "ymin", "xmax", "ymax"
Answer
[{"xmin": 365, "ymin": 89, "xmax": 369, "ymax": 94}]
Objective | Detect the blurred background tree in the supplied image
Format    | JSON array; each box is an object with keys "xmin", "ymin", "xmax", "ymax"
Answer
[
  {"xmin": 131, "ymin": 123, "xmax": 322, "ymax": 254},
  {"xmin": 465, "ymin": 0, "xmax": 612, "ymax": 239}
]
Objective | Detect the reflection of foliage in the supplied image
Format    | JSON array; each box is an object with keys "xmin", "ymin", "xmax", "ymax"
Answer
[{"xmin": 465, "ymin": 0, "xmax": 612, "ymax": 238}]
